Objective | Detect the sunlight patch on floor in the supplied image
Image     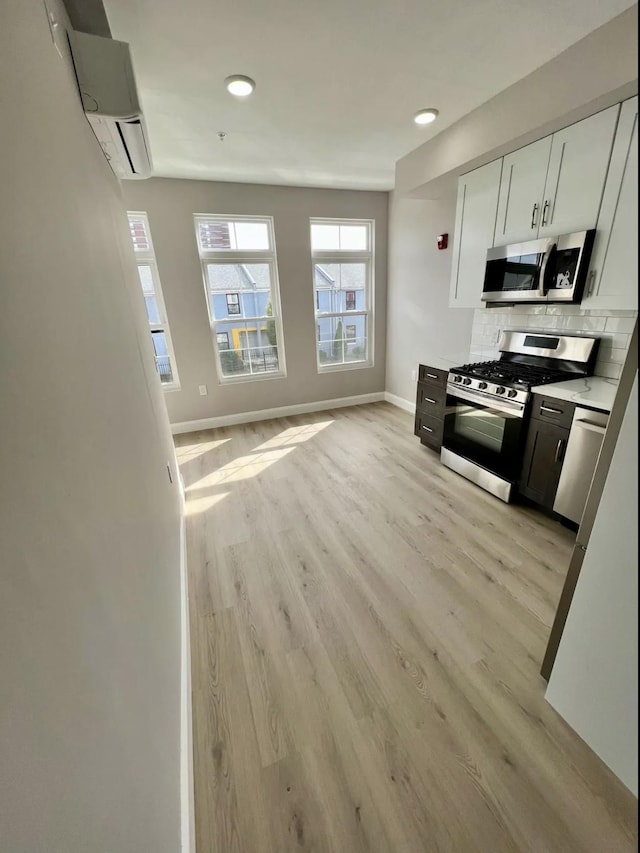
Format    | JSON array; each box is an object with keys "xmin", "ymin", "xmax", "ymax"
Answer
[
  {"xmin": 187, "ymin": 447, "xmax": 295, "ymax": 490},
  {"xmin": 176, "ymin": 437, "xmax": 232, "ymax": 464},
  {"xmin": 251, "ymin": 420, "xmax": 334, "ymax": 451},
  {"xmin": 185, "ymin": 491, "xmax": 231, "ymax": 516}
]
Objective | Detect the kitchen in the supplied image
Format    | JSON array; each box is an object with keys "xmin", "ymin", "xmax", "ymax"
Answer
[{"xmin": 391, "ymin": 79, "xmax": 637, "ymax": 797}]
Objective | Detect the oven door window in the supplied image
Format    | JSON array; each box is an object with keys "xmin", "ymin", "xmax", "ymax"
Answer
[
  {"xmin": 444, "ymin": 395, "xmax": 524, "ymax": 481},
  {"xmin": 483, "ymin": 252, "xmax": 545, "ymax": 296}
]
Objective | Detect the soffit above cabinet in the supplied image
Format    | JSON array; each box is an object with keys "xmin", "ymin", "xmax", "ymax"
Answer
[{"xmin": 395, "ymin": 6, "xmax": 638, "ymax": 198}]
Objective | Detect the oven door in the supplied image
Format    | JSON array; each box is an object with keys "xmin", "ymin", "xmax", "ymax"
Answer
[
  {"xmin": 482, "ymin": 238, "xmax": 555, "ymax": 303},
  {"xmin": 443, "ymin": 385, "xmax": 526, "ymax": 483}
]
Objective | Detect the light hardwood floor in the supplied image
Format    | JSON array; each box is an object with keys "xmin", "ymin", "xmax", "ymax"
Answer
[{"xmin": 176, "ymin": 402, "xmax": 637, "ymax": 853}]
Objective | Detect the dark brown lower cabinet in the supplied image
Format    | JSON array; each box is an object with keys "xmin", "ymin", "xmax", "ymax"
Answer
[
  {"xmin": 518, "ymin": 418, "xmax": 570, "ymax": 510},
  {"xmin": 414, "ymin": 364, "xmax": 447, "ymax": 452}
]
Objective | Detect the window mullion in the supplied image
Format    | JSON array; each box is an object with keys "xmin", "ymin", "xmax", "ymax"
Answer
[{"xmin": 315, "ymin": 311, "xmax": 368, "ymax": 320}]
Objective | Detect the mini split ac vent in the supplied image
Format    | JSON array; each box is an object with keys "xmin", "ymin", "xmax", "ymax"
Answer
[{"xmin": 68, "ymin": 30, "xmax": 152, "ymax": 179}]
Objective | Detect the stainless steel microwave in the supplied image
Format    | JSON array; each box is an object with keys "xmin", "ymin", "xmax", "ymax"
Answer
[{"xmin": 481, "ymin": 230, "xmax": 595, "ymax": 304}]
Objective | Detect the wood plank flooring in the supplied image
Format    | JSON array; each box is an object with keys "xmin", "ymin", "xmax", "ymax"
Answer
[{"xmin": 176, "ymin": 402, "xmax": 637, "ymax": 853}]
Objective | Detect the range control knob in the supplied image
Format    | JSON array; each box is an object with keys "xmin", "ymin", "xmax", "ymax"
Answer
[
  {"xmin": 507, "ymin": 389, "xmax": 518, "ymax": 398},
  {"xmin": 462, "ymin": 377, "xmax": 472, "ymax": 386},
  {"xmin": 478, "ymin": 381, "xmax": 488, "ymax": 390},
  {"xmin": 452, "ymin": 374, "xmax": 462, "ymax": 383},
  {"xmin": 495, "ymin": 386, "xmax": 506, "ymax": 395}
]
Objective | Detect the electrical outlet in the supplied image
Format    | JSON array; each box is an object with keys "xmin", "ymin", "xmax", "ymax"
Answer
[
  {"xmin": 198, "ymin": 384, "xmax": 208, "ymax": 396},
  {"xmin": 411, "ymin": 369, "xmax": 417, "ymax": 382}
]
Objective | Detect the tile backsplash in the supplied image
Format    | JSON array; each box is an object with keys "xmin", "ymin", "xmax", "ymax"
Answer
[{"xmin": 470, "ymin": 305, "xmax": 637, "ymax": 380}]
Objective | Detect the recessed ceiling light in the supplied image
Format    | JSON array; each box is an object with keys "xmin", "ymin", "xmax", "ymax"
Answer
[
  {"xmin": 414, "ymin": 108, "xmax": 439, "ymax": 126},
  {"xmin": 225, "ymin": 75, "xmax": 256, "ymax": 97}
]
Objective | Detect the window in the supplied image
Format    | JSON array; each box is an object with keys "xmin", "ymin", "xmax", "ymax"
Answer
[
  {"xmin": 195, "ymin": 215, "xmax": 286, "ymax": 382},
  {"xmin": 127, "ymin": 212, "xmax": 179, "ymax": 388},
  {"xmin": 226, "ymin": 293, "xmax": 241, "ymax": 315},
  {"xmin": 310, "ymin": 219, "xmax": 373, "ymax": 371}
]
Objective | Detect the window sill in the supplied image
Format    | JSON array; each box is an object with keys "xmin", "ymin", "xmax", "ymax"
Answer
[
  {"xmin": 317, "ymin": 360, "xmax": 374, "ymax": 375},
  {"xmin": 161, "ymin": 383, "xmax": 181, "ymax": 392},
  {"xmin": 217, "ymin": 369, "xmax": 287, "ymax": 386}
]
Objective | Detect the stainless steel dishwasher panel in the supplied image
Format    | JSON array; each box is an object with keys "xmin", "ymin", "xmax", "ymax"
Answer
[{"xmin": 553, "ymin": 406, "xmax": 609, "ymax": 523}]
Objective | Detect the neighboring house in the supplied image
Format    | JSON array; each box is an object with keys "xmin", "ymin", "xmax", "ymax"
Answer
[
  {"xmin": 315, "ymin": 264, "xmax": 366, "ymax": 363},
  {"xmin": 208, "ymin": 263, "xmax": 275, "ymax": 369},
  {"xmin": 211, "ymin": 262, "xmax": 367, "ymax": 369}
]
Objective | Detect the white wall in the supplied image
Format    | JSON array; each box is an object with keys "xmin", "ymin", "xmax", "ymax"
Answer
[
  {"xmin": 385, "ymin": 189, "xmax": 474, "ymax": 404},
  {"xmin": 123, "ymin": 179, "xmax": 388, "ymax": 425},
  {"xmin": 0, "ymin": 2, "xmax": 182, "ymax": 850},
  {"xmin": 546, "ymin": 375, "xmax": 638, "ymax": 796}
]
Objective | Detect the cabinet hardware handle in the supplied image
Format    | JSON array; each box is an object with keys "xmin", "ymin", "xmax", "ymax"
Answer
[
  {"xmin": 541, "ymin": 200, "xmax": 550, "ymax": 227},
  {"xmin": 554, "ymin": 438, "xmax": 565, "ymax": 464},
  {"xmin": 421, "ymin": 425, "xmax": 434, "ymax": 433},
  {"xmin": 586, "ymin": 269, "xmax": 596, "ymax": 297},
  {"xmin": 425, "ymin": 372, "xmax": 438, "ymax": 380},
  {"xmin": 531, "ymin": 203, "xmax": 539, "ymax": 229},
  {"xmin": 425, "ymin": 397, "xmax": 437, "ymax": 404},
  {"xmin": 540, "ymin": 405, "xmax": 563, "ymax": 415}
]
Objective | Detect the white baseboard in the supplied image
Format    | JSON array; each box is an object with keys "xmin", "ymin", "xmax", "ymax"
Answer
[
  {"xmin": 178, "ymin": 479, "xmax": 196, "ymax": 853},
  {"xmin": 171, "ymin": 391, "xmax": 386, "ymax": 435},
  {"xmin": 384, "ymin": 391, "xmax": 416, "ymax": 414}
]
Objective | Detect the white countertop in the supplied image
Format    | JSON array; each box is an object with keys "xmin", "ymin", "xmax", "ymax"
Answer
[
  {"xmin": 422, "ymin": 354, "xmax": 469, "ymax": 372},
  {"xmin": 530, "ymin": 376, "xmax": 619, "ymax": 412}
]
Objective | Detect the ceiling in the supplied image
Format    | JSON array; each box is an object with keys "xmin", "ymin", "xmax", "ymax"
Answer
[{"xmin": 104, "ymin": 0, "xmax": 635, "ymax": 190}]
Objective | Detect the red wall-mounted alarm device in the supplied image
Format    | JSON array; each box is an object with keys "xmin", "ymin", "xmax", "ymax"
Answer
[{"xmin": 437, "ymin": 233, "xmax": 448, "ymax": 250}]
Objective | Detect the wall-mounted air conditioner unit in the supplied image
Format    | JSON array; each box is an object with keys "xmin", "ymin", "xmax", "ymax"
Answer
[{"xmin": 68, "ymin": 30, "xmax": 152, "ymax": 179}]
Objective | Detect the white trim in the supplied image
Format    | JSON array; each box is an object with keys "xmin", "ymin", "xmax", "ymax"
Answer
[
  {"xmin": 195, "ymin": 215, "xmax": 287, "ymax": 385},
  {"xmin": 384, "ymin": 391, "xmax": 416, "ymax": 414},
  {"xmin": 128, "ymin": 212, "xmax": 181, "ymax": 389},
  {"xmin": 310, "ymin": 218, "xmax": 375, "ymax": 375},
  {"xmin": 178, "ymin": 477, "xmax": 195, "ymax": 853},
  {"xmin": 170, "ymin": 392, "xmax": 385, "ymax": 435}
]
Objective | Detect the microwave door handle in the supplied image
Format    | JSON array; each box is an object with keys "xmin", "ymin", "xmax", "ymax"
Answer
[{"xmin": 538, "ymin": 241, "xmax": 556, "ymax": 297}]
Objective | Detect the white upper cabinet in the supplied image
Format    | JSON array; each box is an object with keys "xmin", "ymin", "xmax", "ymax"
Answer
[
  {"xmin": 538, "ymin": 105, "xmax": 619, "ymax": 238},
  {"xmin": 449, "ymin": 159, "xmax": 502, "ymax": 309},
  {"xmin": 494, "ymin": 137, "xmax": 552, "ymax": 246},
  {"xmin": 493, "ymin": 106, "xmax": 619, "ymax": 247},
  {"xmin": 582, "ymin": 97, "xmax": 638, "ymax": 311}
]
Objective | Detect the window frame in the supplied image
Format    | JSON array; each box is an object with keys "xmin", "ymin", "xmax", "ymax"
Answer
[
  {"xmin": 225, "ymin": 292, "xmax": 241, "ymax": 315},
  {"xmin": 127, "ymin": 211, "xmax": 180, "ymax": 391},
  {"xmin": 310, "ymin": 217, "xmax": 374, "ymax": 373},
  {"xmin": 216, "ymin": 331, "xmax": 231, "ymax": 350},
  {"xmin": 194, "ymin": 214, "xmax": 287, "ymax": 385}
]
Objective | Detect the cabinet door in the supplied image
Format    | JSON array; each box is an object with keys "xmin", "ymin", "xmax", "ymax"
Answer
[
  {"xmin": 582, "ymin": 97, "xmax": 638, "ymax": 310},
  {"xmin": 538, "ymin": 105, "xmax": 619, "ymax": 239},
  {"xmin": 494, "ymin": 137, "xmax": 552, "ymax": 246},
  {"xmin": 449, "ymin": 160, "xmax": 502, "ymax": 308},
  {"xmin": 518, "ymin": 419, "xmax": 569, "ymax": 509}
]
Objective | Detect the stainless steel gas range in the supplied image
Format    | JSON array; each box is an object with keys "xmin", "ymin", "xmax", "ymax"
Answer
[{"xmin": 441, "ymin": 331, "xmax": 600, "ymax": 502}]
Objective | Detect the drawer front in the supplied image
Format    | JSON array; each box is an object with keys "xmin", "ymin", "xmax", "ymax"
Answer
[
  {"xmin": 418, "ymin": 364, "xmax": 448, "ymax": 388},
  {"xmin": 414, "ymin": 411, "xmax": 444, "ymax": 450},
  {"xmin": 416, "ymin": 382, "xmax": 446, "ymax": 417},
  {"xmin": 530, "ymin": 394, "xmax": 575, "ymax": 429}
]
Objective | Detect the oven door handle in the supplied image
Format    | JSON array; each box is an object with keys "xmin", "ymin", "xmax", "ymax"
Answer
[
  {"xmin": 539, "ymin": 240, "xmax": 556, "ymax": 297},
  {"xmin": 447, "ymin": 384, "xmax": 526, "ymax": 418}
]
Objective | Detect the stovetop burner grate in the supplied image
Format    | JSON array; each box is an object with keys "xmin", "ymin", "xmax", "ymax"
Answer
[{"xmin": 453, "ymin": 360, "xmax": 572, "ymax": 389}]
